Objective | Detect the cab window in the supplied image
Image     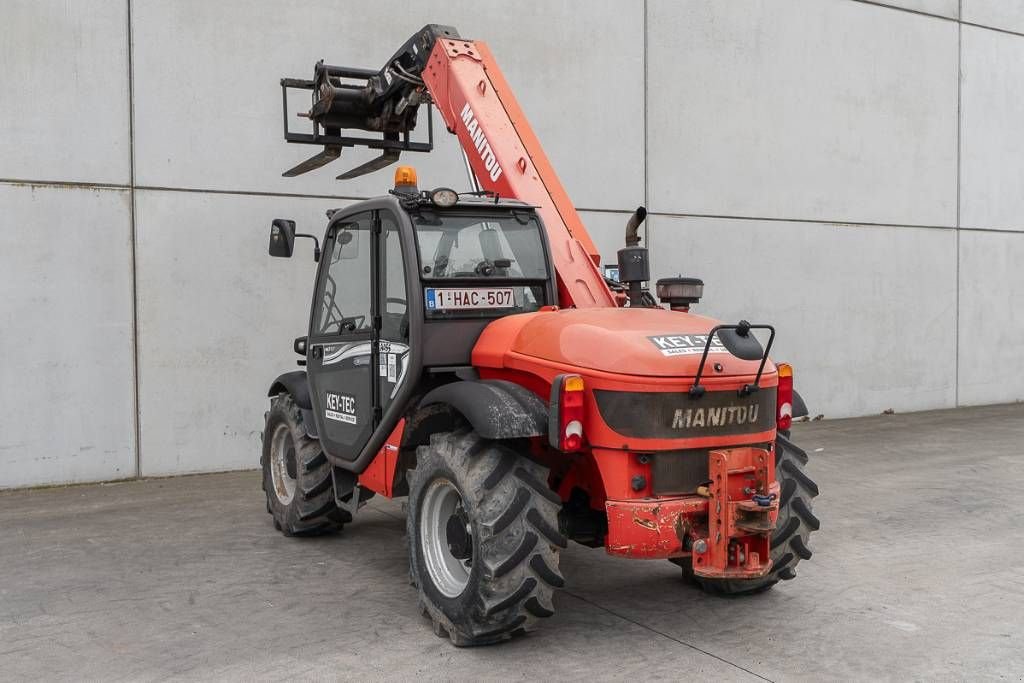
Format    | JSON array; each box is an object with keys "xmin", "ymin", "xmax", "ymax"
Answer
[
  {"xmin": 415, "ymin": 212, "xmax": 547, "ymax": 281},
  {"xmin": 315, "ymin": 212, "xmax": 372, "ymax": 336},
  {"xmin": 413, "ymin": 211, "xmax": 549, "ymax": 318}
]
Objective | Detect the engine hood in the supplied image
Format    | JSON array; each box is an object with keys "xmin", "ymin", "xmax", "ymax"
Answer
[{"xmin": 475, "ymin": 307, "xmax": 772, "ymax": 379}]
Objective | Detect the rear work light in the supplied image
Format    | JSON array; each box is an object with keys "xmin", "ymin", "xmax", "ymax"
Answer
[
  {"xmin": 549, "ymin": 374, "xmax": 586, "ymax": 452},
  {"xmin": 655, "ymin": 277, "xmax": 704, "ymax": 311},
  {"xmin": 776, "ymin": 363, "xmax": 794, "ymax": 431}
]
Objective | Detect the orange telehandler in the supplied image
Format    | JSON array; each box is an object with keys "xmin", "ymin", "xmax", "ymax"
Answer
[{"xmin": 263, "ymin": 24, "xmax": 818, "ymax": 646}]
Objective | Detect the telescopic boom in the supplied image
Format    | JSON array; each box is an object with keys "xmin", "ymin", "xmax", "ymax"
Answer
[{"xmin": 279, "ymin": 24, "xmax": 616, "ymax": 308}]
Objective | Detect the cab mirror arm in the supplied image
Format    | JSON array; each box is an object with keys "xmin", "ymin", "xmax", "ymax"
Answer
[{"xmin": 295, "ymin": 233, "xmax": 321, "ymax": 262}]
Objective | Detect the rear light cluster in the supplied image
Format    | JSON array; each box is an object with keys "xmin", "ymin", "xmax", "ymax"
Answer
[
  {"xmin": 549, "ymin": 374, "xmax": 585, "ymax": 452},
  {"xmin": 776, "ymin": 363, "xmax": 794, "ymax": 431}
]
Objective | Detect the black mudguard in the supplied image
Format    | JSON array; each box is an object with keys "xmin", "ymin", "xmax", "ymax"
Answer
[
  {"xmin": 268, "ymin": 370, "xmax": 319, "ymax": 439},
  {"xmin": 418, "ymin": 380, "xmax": 547, "ymax": 440},
  {"xmin": 792, "ymin": 389, "xmax": 809, "ymax": 419}
]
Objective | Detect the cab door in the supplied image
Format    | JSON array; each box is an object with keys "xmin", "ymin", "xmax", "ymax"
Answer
[{"xmin": 307, "ymin": 211, "xmax": 375, "ymax": 460}]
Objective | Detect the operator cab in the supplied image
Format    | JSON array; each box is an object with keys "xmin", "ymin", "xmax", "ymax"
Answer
[{"xmin": 268, "ymin": 167, "xmax": 556, "ymax": 466}]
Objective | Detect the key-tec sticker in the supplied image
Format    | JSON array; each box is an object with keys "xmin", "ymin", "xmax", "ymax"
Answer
[
  {"xmin": 648, "ymin": 334, "xmax": 729, "ymax": 357},
  {"xmin": 425, "ymin": 287, "xmax": 516, "ymax": 311},
  {"xmin": 324, "ymin": 392, "xmax": 357, "ymax": 425}
]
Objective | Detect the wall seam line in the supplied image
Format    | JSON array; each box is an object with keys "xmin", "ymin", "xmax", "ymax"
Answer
[
  {"xmin": 5, "ymin": 175, "xmax": 1024, "ymax": 234},
  {"xmin": 133, "ymin": 185, "xmax": 367, "ymax": 201},
  {"xmin": 642, "ymin": 0, "xmax": 650, "ymax": 251},
  {"xmin": 848, "ymin": 0, "xmax": 957, "ymax": 22},
  {"xmin": 960, "ymin": 20, "xmax": 1024, "ymax": 40},
  {"xmin": 127, "ymin": 0, "xmax": 141, "ymax": 479},
  {"xmin": 8, "ymin": 171, "xmax": 1024, "ymax": 234},
  {"xmin": 955, "ymin": 0, "xmax": 963, "ymax": 407},
  {"xmin": 0, "ymin": 178, "xmax": 129, "ymax": 190},
  {"xmin": 649, "ymin": 211, "xmax": 959, "ymax": 231},
  {"xmin": 848, "ymin": 0, "xmax": 1024, "ymax": 39}
]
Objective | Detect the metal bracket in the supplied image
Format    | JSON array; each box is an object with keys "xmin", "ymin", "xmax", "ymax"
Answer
[
  {"xmin": 689, "ymin": 322, "xmax": 776, "ymax": 398},
  {"xmin": 279, "ymin": 71, "xmax": 434, "ymax": 179},
  {"xmin": 692, "ymin": 446, "xmax": 777, "ymax": 580},
  {"xmin": 331, "ymin": 467, "xmax": 365, "ymax": 517}
]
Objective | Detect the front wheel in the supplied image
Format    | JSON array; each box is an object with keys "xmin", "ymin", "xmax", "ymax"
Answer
[
  {"xmin": 407, "ymin": 430, "xmax": 566, "ymax": 646},
  {"xmin": 261, "ymin": 394, "xmax": 350, "ymax": 536},
  {"xmin": 676, "ymin": 433, "xmax": 820, "ymax": 594}
]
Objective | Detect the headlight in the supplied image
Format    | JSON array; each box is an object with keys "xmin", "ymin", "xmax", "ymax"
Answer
[{"xmin": 430, "ymin": 187, "xmax": 459, "ymax": 207}]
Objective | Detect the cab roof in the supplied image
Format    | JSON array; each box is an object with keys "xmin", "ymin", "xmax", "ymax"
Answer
[
  {"xmin": 324, "ymin": 192, "xmax": 537, "ymax": 227},
  {"xmin": 394, "ymin": 191, "xmax": 536, "ymax": 211}
]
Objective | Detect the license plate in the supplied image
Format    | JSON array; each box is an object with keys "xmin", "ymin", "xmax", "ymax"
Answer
[{"xmin": 425, "ymin": 287, "xmax": 516, "ymax": 310}]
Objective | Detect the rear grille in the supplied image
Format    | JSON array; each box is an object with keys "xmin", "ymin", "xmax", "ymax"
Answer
[
  {"xmin": 651, "ymin": 449, "xmax": 709, "ymax": 495},
  {"xmin": 651, "ymin": 443, "xmax": 771, "ymax": 495}
]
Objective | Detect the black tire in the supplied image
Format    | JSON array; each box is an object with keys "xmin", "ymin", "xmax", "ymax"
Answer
[
  {"xmin": 407, "ymin": 429, "xmax": 565, "ymax": 647},
  {"xmin": 676, "ymin": 433, "xmax": 820, "ymax": 595},
  {"xmin": 261, "ymin": 393, "xmax": 350, "ymax": 536}
]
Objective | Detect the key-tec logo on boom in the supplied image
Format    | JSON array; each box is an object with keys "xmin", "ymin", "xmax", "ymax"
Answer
[{"xmin": 460, "ymin": 103, "xmax": 504, "ymax": 182}]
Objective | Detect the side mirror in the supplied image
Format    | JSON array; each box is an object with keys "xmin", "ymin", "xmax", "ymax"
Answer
[
  {"xmin": 270, "ymin": 219, "xmax": 321, "ymax": 261},
  {"xmin": 334, "ymin": 226, "xmax": 358, "ymax": 260},
  {"xmin": 269, "ymin": 219, "xmax": 296, "ymax": 258}
]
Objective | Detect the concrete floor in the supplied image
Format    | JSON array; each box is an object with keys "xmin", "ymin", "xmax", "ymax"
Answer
[{"xmin": 2, "ymin": 405, "xmax": 1023, "ymax": 681}]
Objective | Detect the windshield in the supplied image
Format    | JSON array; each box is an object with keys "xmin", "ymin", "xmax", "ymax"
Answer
[
  {"xmin": 413, "ymin": 211, "xmax": 548, "ymax": 281},
  {"xmin": 413, "ymin": 210, "xmax": 550, "ymax": 319}
]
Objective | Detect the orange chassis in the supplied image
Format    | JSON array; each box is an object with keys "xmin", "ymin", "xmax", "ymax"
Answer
[
  {"xmin": 358, "ymin": 317, "xmax": 783, "ymax": 581},
  {"xmin": 348, "ymin": 32, "xmax": 783, "ymax": 581}
]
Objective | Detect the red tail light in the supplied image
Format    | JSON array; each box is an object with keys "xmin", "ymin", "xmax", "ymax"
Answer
[
  {"xmin": 777, "ymin": 363, "xmax": 793, "ymax": 431},
  {"xmin": 549, "ymin": 374, "xmax": 585, "ymax": 452}
]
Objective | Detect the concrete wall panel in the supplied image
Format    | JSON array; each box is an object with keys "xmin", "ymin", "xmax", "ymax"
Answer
[
  {"xmin": 647, "ymin": 0, "xmax": 958, "ymax": 226},
  {"xmin": 960, "ymin": 26, "xmax": 1024, "ymax": 231},
  {"xmin": 131, "ymin": 0, "xmax": 643, "ymax": 211},
  {"xmin": 0, "ymin": 1, "xmax": 130, "ymax": 184},
  {"xmin": 962, "ymin": 1, "xmax": 1024, "ymax": 34},
  {"xmin": 134, "ymin": 190, "xmax": 345, "ymax": 476},
  {"xmin": 647, "ymin": 215, "xmax": 958, "ymax": 418},
  {"xmin": 957, "ymin": 231, "xmax": 1024, "ymax": 406},
  {"xmin": 3, "ymin": 0, "xmax": 1023, "ymax": 488},
  {"xmin": 0, "ymin": 184, "xmax": 135, "ymax": 488}
]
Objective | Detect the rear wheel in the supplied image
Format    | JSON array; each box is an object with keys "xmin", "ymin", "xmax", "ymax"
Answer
[
  {"xmin": 261, "ymin": 394, "xmax": 350, "ymax": 536},
  {"xmin": 407, "ymin": 429, "xmax": 565, "ymax": 646},
  {"xmin": 676, "ymin": 433, "xmax": 820, "ymax": 594}
]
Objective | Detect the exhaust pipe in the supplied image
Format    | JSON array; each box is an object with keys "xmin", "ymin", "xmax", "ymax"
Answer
[
  {"xmin": 618, "ymin": 207, "xmax": 650, "ymax": 306},
  {"xmin": 624, "ymin": 206, "xmax": 647, "ymax": 247}
]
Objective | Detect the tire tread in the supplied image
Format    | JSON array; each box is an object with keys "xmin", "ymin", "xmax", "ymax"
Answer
[
  {"xmin": 493, "ymin": 532, "xmax": 538, "ymax": 578},
  {"xmin": 527, "ymin": 508, "xmax": 568, "ymax": 548},
  {"xmin": 409, "ymin": 430, "xmax": 562, "ymax": 647},
  {"xmin": 491, "ymin": 488, "xmax": 530, "ymax": 534},
  {"xmin": 514, "ymin": 467, "xmax": 562, "ymax": 505},
  {"xmin": 262, "ymin": 394, "xmax": 347, "ymax": 537}
]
